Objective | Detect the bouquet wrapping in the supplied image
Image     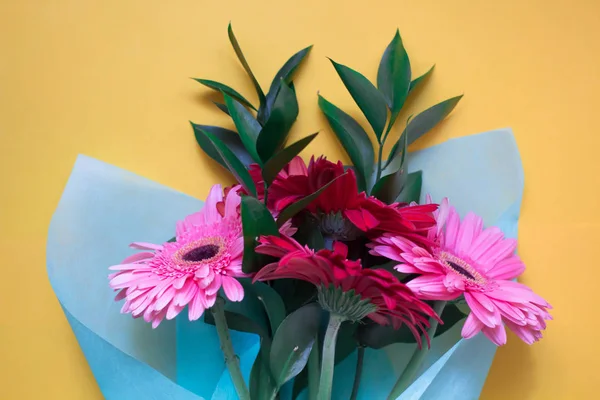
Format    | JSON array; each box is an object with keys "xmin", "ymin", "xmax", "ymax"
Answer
[{"xmin": 49, "ymin": 129, "xmax": 520, "ymax": 399}]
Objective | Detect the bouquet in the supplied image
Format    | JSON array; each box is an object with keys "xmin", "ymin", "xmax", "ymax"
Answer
[{"xmin": 48, "ymin": 25, "xmax": 551, "ymax": 400}]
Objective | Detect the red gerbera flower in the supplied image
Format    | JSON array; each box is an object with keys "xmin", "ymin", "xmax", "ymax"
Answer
[
  {"xmin": 254, "ymin": 235, "xmax": 439, "ymax": 346},
  {"xmin": 249, "ymin": 156, "xmax": 436, "ymax": 244}
]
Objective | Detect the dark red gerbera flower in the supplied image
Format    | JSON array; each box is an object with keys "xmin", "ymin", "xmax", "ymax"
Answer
[
  {"xmin": 249, "ymin": 156, "xmax": 437, "ymax": 245},
  {"xmin": 254, "ymin": 235, "xmax": 440, "ymax": 346}
]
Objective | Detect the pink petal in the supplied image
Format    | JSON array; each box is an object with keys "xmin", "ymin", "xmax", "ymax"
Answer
[
  {"xmin": 455, "ymin": 212, "xmax": 478, "ymax": 257},
  {"xmin": 222, "ymin": 276, "xmax": 244, "ymax": 302},
  {"xmin": 435, "ymin": 197, "xmax": 450, "ymax": 236},
  {"xmin": 370, "ymin": 245, "xmax": 402, "ymax": 262},
  {"xmin": 188, "ymin": 291, "xmax": 205, "ymax": 321},
  {"xmin": 195, "ymin": 264, "xmax": 210, "ymax": 279},
  {"xmin": 407, "ymin": 275, "xmax": 458, "ymax": 300},
  {"xmin": 153, "ymin": 286, "xmax": 176, "ymax": 311},
  {"xmin": 486, "ymin": 256, "xmax": 525, "ymax": 280},
  {"xmin": 203, "ymin": 184, "xmax": 224, "ymax": 224},
  {"xmin": 151, "ymin": 309, "xmax": 168, "ymax": 329},
  {"xmin": 224, "ymin": 187, "xmax": 241, "ymax": 219},
  {"xmin": 114, "ymin": 288, "xmax": 128, "ymax": 301},
  {"xmin": 482, "ymin": 324, "xmax": 507, "ymax": 346},
  {"xmin": 470, "ymin": 292, "xmax": 495, "ymax": 312},
  {"xmin": 461, "ymin": 312, "xmax": 484, "ymax": 339},
  {"xmin": 394, "ymin": 263, "xmax": 421, "ymax": 274},
  {"xmin": 229, "ymin": 237, "xmax": 244, "ymax": 259},
  {"xmin": 122, "ymin": 252, "xmax": 155, "ymax": 264},
  {"xmin": 166, "ymin": 302, "xmax": 184, "ymax": 320},
  {"xmin": 443, "ymin": 208, "xmax": 461, "ymax": 250},
  {"xmin": 174, "ymin": 281, "xmax": 198, "ymax": 306},
  {"xmin": 205, "ymin": 274, "xmax": 223, "ymax": 295},
  {"xmin": 130, "ymin": 242, "xmax": 163, "ymax": 251},
  {"xmin": 478, "ymin": 238, "xmax": 517, "ymax": 266},
  {"xmin": 464, "ymin": 292, "xmax": 501, "ymax": 328},
  {"xmin": 468, "ymin": 227, "xmax": 504, "ymax": 264},
  {"xmin": 172, "ymin": 276, "xmax": 188, "ymax": 290}
]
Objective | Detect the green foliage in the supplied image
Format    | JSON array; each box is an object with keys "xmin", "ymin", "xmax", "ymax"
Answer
[
  {"xmin": 195, "ymin": 128, "xmax": 257, "ymax": 195},
  {"xmin": 240, "ymin": 196, "xmax": 279, "ymax": 273},
  {"xmin": 193, "ymin": 78, "xmax": 256, "ymax": 110},
  {"xmin": 262, "ymin": 133, "xmax": 318, "ymax": 185},
  {"xmin": 318, "ymin": 95, "xmax": 374, "ymax": 192},
  {"xmin": 269, "ymin": 303, "xmax": 322, "ymax": 388},
  {"xmin": 256, "ymin": 82, "xmax": 299, "ymax": 162},
  {"xmin": 329, "ymin": 59, "xmax": 388, "ymax": 140}
]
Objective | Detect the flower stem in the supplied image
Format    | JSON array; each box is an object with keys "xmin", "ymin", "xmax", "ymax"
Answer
[
  {"xmin": 386, "ymin": 301, "xmax": 447, "ymax": 400},
  {"xmin": 376, "ymin": 120, "xmax": 396, "ymax": 181},
  {"xmin": 308, "ymin": 338, "xmax": 320, "ymax": 400},
  {"xmin": 349, "ymin": 345, "xmax": 365, "ymax": 400},
  {"xmin": 210, "ymin": 298, "xmax": 251, "ymax": 400},
  {"xmin": 317, "ymin": 313, "xmax": 346, "ymax": 400}
]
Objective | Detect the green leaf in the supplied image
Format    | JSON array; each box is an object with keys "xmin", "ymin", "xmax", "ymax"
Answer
[
  {"xmin": 377, "ymin": 29, "xmax": 412, "ymax": 118},
  {"xmin": 193, "ymin": 78, "xmax": 256, "ymax": 110},
  {"xmin": 203, "ymin": 309, "xmax": 269, "ymax": 338},
  {"xmin": 329, "ymin": 59, "xmax": 388, "ymax": 140},
  {"xmin": 396, "ymin": 171, "xmax": 423, "ymax": 204},
  {"xmin": 270, "ymin": 303, "xmax": 322, "ymax": 388},
  {"xmin": 259, "ymin": 45, "xmax": 313, "ymax": 124},
  {"xmin": 293, "ymin": 214, "xmax": 325, "ymax": 251},
  {"xmin": 241, "ymin": 196, "xmax": 279, "ymax": 273},
  {"xmin": 292, "ymin": 321, "xmax": 357, "ymax": 399},
  {"xmin": 371, "ymin": 132, "xmax": 408, "ymax": 203},
  {"xmin": 262, "ymin": 133, "xmax": 318, "ymax": 185},
  {"xmin": 250, "ymin": 341, "xmax": 277, "ymax": 400},
  {"xmin": 273, "ymin": 279, "xmax": 317, "ymax": 315},
  {"xmin": 256, "ymin": 82, "xmax": 299, "ymax": 162},
  {"xmin": 223, "ymin": 93, "xmax": 262, "ymax": 163},
  {"xmin": 318, "ymin": 95, "xmax": 374, "ymax": 191},
  {"xmin": 276, "ymin": 172, "xmax": 348, "ymax": 227},
  {"xmin": 247, "ymin": 280, "xmax": 287, "ymax": 335},
  {"xmin": 406, "ymin": 95, "xmax": 463, "ymax": 145},
  {"xmin": 357, "ymin": 303, "xmax": 466, "ymax": 348},
  {"xmin": 228, "ymin": 23, "xmax": 265, "ymax": 106},
  {"xmin": 212, "ymin": 101, "xmax": 230, "ymax": 116},
  {"xmin": 191, "ymin": 123, "xmax": 254, "ymax": 168},
  {"xmin": 408, "ymin": 65, "xmax": 435, "ymax": 94},
  {"xmin": 198, "ymin": 129, "xmax": 257, "ymax": 196}
]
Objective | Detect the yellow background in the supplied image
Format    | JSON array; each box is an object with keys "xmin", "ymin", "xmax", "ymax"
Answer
[{"xmin": 1, "ymin": 0, "xmax": 598, "ymax": 398}]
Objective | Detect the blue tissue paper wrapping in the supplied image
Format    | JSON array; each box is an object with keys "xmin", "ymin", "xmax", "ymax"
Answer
[{"xmin": 47, "ymin": 128, "xmax": 523, "ymax": 399}]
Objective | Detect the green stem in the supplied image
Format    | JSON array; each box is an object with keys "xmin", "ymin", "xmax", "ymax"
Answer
[
  {"xmin": 210, "ymin": 298, "xmax": 251, "ymax": 400},
  {"xmin": 308, "ymin": 338, "xmax": 321, "ymax": 400},
  {"xmin": 376, "ymin": 118, "xmax": 396, "ymax": 181},
  {"xmin": 386, "ymin": 301, "xmax": 447, "ymax": 400},
  {"xmin": 349, "ymin": 346, "xmax": 365, "ymax": 400},
  {"xmin": 263, "ymin": 180, "xmax": 269, "ymax": 206},
  {"xmin": 317, "ymin": 313, "xmax": 346, "ymax": 400}
]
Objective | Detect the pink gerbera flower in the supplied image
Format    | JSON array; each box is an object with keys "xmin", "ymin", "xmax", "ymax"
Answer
[
  {"xmin": 369, "ymin": 197, "xmax": 552, "ymax": 345},
  {"xmin": 108, "ymin": 184, "xmax": 246, "ymax": 328}
]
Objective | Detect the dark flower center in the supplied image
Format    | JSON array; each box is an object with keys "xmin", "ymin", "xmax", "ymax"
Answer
[
  {"xmin": 319, "ymin": 212, "xmax": 362, "ymax": 241},
  {"xmin": 446, "ymin": 261, "xmax": 476, "ymax": 280},
  {"xmin": 182, "ymin": 244, "xmax": 220, "ymax": 262}
]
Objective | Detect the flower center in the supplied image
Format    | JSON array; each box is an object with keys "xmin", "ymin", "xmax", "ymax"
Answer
[
  {"xmin": 173, "ymin": 237, "xmax": 225, "ymax": 265},
  {"xmin": 318, "ymin": 212, "xmax": 361, "ymax": 241},
  {"xmin": 182, "ymin": 244, "xmax": 219, "ymax": 262},
  {"xmin": 438, "ymin": 251, "xmax": 486, "ymax": 285}
]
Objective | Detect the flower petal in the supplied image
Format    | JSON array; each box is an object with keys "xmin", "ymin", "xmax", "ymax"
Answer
[
  {"xmin": 482, "ymin": 323, "xmax": 507, "ymax": 346},
  {"xmin": 222, "ymin": 276, "xmax": 244, "ymax": 302},
  {"xmin": 461, "ymin": 312, "xmax": 484, "ymax": 339}
]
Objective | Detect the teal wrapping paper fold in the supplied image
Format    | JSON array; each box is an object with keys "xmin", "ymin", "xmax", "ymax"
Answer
[{"xmin": 47, "ymin": 128, "xmax": 523, "ymax": 399}]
